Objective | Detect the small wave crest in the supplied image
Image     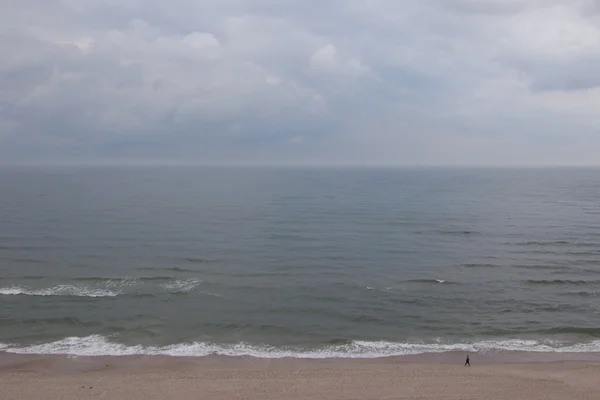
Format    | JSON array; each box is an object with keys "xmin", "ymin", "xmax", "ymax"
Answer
[
  {"xmin": 136, "ymin": 267, "xmax": 195, "ymax": 272},
  {"xmin": 542, "ymin": 328, "xmax": 600, "ymax": 337},
  {"xmin": 514, "ymin": 264, "xmax": 570, "ymax": 271},
  {"xmin": 162, "ymin": 279, "xmax": 202, "ymax": 293},
  {"xmin": 525, "ymin": 279, "xmax": 600, "ymax": 286},
  {"xmin": 563, "ymin": 291, "xmax": 599, "ymax": 298},
  {"xmin": 463, "ymin": 263, "xmax": 497, "ymax": 269},
  {"xmin": 515, "ymin": 241, "xmax": 570, "ymax": 246},
  {"xmin": 1, "ymin": 276, "xmax": 205, "ymax": 298},
  {"xmin": 0, "ymin": 285, "xmax": 119, "ymax": 297},
  {"xmin": 75, "ymin": 276, "xmax": 173, "ymax": 282},
  {"xmin": 404, "ymin": 279, "xmax": 451, "ymax": 285},
  {"xmin": 14, "ymin": 276, "xmax": 47, "ymax": 280},
  {"xmin": 415, "ymin": 230, "xmax": 480, "ymax": 236},
  {"xmin": 166, "ymin": 267, "xmax": 195, "ymax": 272},
  {"xmin": 184, "ymin": 258, "xmax": 218, "ymax": 264},
  {"xmin": 2, "ymin": 335, "xmax": 600, "ymax": 358}
]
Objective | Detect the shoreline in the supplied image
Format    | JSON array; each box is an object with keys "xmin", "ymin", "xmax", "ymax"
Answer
[
  {"xmin": 3, "ymin": 350, "xmax": 600, "ymax": 373},
  {"xmin": 2, "ymin": 353, "xmax": 599, "ymax": 400}
]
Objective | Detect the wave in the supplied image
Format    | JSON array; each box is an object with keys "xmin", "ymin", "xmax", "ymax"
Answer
[
  {"xmin": 404, "ymin": 279, "xmax": 451, "ymax": 284},
  {"xmin": 7, "ymin": 317, "xmax": 99, "ymax": 326},
  {"xmin": 463, "ymin": 263, "xmax": 497, "ymax": 269},
  {"xmin": 415, "ymin": 230, "xmax": 480, "ymax": 236},
  {"xmin": 563, "ymin": 291, "xmax": 599, "ymax": 298},
  {"xmin": 438, "ymin": 230, "xmax": 480, "ymax": 236},
  {"xmin": 368, "ymin": 280, "xmax": 451, "ymax": 291},
  {"xmin": 1, "ymin": 277, "xmax": 204, "ymax": 297},
  {"xmin": 137, "ymin": 267, "xmax": 196, "ymax": 272},
  {"xmin": 0, "ymin": 285, "xmax": 119, "ymax": 297},
  {"xmin": 541, "ymin": 328, "xmax": 600, "ymax": 337},
  {"xmin": 514, "ymin": 264, "xmax": 569, "ymax": 271},
  {"xmin": 2, "ymin": 335, "xmax": 600, "ymax": 358},
  {"xmin": 525, "ymin": 279, "xmax": 600, "ymax": 286},
  {"xmin": 0, "ymin": 245, "xmax": 58, "ymax": 250},
  {"xmin": 74, "ymin": 276, "xmax": 173, "ymax": 282},
  {"xmin": 166, "ymin": 267, "xmax": 196, "ymax": 272},
  {"xmin": 516, "ymin": 249, "xmax": 600, "ymax": 256},
  {"xmin": 10, "ymin": 258, "xmax": 46, "ymax": 264},
  {"xmin": 162, "ymin": 279, "xmax": 201, "ymax": 293},
  {"xmin": 514, "ymin": 240, "xmax": 599, "ymax": 247},
  {"xmin": 514, "ymin": 241, "xmax": 570, "ymax": 246},
  {"xmin": 197, "ymin": 291, "xmax": 227, "ymax": 298},
  {"xmin": 12, "ymin": 275, "xmax": 47, "ymax": 280},
  {"xmin": 184, "ymin": 258, "xmax": 218, "ymax": 264}
]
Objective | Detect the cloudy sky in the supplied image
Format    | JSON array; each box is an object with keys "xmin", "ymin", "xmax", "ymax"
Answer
[{"xmin": 1, "ymin": 0, "xmax": 599, "ymax": 165}]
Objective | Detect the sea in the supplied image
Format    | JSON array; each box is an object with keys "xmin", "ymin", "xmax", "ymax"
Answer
[{"xmin": 1, "ymin": 166, "xmax": 599, "ymax": 358}]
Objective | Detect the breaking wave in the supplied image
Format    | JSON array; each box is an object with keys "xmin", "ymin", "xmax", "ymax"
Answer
[
  {"xmin": 0, "ymin": 285, "xmax": 119, "ymax": 297},
  {"xmin": 2, "ymin": 335, "xmax": 600, "ymax": 358},
  {"xmin": 162, "ymin": 279, "xmax": 202, "ymax": 293},
  {"xmin": 0, "ymin": 277, "xmax": 203, "ymax": 297}
]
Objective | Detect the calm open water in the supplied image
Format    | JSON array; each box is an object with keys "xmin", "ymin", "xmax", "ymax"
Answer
[{"xmin": 1, "ymin": 166, "xmax": 599, "ymax": 357}]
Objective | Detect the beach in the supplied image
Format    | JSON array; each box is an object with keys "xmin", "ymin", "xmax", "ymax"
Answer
[{"xmin": 2, "ymin": 353, "xmax": 600, "ymax": 400}]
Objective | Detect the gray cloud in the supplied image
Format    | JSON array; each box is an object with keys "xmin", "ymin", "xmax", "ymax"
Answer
[{"xmin": 1, "ymin": 0, "xmax": 599, "ymax": 165}]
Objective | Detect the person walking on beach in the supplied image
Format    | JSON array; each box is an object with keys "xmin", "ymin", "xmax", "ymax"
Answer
[{"xmin": 464, "ymin": 355, "xmax": 470, "ymax": 367}]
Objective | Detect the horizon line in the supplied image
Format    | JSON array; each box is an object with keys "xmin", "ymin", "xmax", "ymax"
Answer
[{"xmin": 1, "ymin": 162, "xmax": 600, "ymax": 169}]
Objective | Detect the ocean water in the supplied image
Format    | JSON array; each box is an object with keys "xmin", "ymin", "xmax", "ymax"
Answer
[{"xmin": 1, "ymin": 166, "xmax": 599, "ymax": 358}]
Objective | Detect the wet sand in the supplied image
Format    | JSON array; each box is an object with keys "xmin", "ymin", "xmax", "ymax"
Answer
[{"xmin": 1, "ymin": 352, "xmax": 600, "ymax": 400}]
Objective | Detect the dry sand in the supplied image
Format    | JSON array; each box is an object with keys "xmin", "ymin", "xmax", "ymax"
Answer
[{"xmin": 1, "ymin": 353, "xmax": 599, "ymax": 400}]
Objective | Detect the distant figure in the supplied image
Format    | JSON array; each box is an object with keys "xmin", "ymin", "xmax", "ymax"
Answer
[{"xmin": 464, "ymin": 355, "xmax": 470, "ymax": 367}]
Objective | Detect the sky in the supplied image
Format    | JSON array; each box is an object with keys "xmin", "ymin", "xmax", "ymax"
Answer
[{"xmin": 1, "ymin": 0, "xmax": 599, "ymax": 166}]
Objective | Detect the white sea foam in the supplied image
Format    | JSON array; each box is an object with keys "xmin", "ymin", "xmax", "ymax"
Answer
[
  {"xmin": 3, "ymin": 335, "xmax": 600, "ymax": 358},
  {"xmin": 0, "ymin": 277, "xmax": 203, "ymax": 297},
  {"xmin": 104, "ymin": 277, "xmax": 138, "ymax": 288},
  {"xmin": 0, "ymin": 285, "xmax": 119, "ymax": 297},
  {"xmin": 163, "ymin": 279, "xmax": 201, "ymax": 293},
  {"xmin": 197, "ymin": 291, "xmax": 226, "ymax": 298}
]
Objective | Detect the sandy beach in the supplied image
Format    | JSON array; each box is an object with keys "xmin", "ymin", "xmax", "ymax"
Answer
[{"xmin": 1, "ymin": 353, "xmax": 600, "ymax": 400}]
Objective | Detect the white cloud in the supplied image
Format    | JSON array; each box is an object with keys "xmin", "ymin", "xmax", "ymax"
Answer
[
  {"xmin": 182, "ymin": 32, "xmax": 220, "ymax": 52},
  {"xmin": 309, "ymin": 44, "xmax": 369, "ymax": 78},
  {"xmin": 503, "ymin": 4, "xmax": 600, "ymax": 58},
  {"xmin": 0, "ymin": 0, "xmax": 599, "ymax": 165},
  {"xmin": 310, "ymin": 45, "xmax": 338, "ymax": 71}
]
